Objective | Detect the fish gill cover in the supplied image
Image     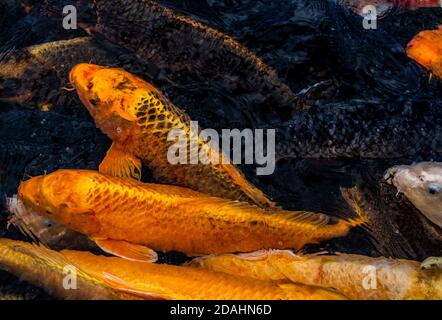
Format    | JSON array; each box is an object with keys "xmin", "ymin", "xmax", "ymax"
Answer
[{"xmin": 0, "ymin": 0, "xmax": 440, "ymax": 300}]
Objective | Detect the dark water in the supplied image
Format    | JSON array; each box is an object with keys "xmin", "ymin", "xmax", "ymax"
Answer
[{"xmin": 0, "ymin": 0, "xmax": 441, "ymax": 299}]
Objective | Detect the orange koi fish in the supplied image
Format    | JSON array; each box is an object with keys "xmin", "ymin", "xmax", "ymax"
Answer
[
  {"xmin": 190, "ymin": 250, "xmax": 442, "ymax": 300},
  {"xmin": 0, "ymin": 238, "xmax": 346, "ymax": 300},
  {"xmin": 17, "ymin": 170, "xmax": 363, "ymax": 262},
  {"xmin": 70, "ymin": 64, "xmax": 274, "ymax": 208},
  {"xmin": 407, "ymin": 25, "xmax": 442, "ymax": 79},
  {"xmin": 0, "ymin": 238, "xmax": 131, "ymax": 300}
]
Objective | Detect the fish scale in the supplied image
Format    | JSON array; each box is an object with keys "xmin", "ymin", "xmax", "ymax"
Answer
[
  {"xmin": 0, "ymin": 238, "xmax": 128, "ymax": 299},
  {"xmin": 61, "ymin": 249, "xmax": 345, "ymax": 300},
  {"xmin": 86, "ymin": 0, "xmax": 306, "ymax": 120},
  {"xmin": 70, "ymin": 64, "xmax": 275, "ymax": 208},
  {"xmin": 275, "ymin": 99, "xmax": 442, "ymax": 159},
  {"xmin": 190, "ymin": 250, "xmax": 442, "ymax": 300},
  {"xmin": 0, "ymin": 238, "xmax": 347, "ymax": 300},
  {"xmin": 18, "ymin": 169, "xmax": 365, "ymax": 256}
]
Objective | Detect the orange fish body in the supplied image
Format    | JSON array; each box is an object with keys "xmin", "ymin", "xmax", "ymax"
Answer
[
  {"xmin": 0, "ymin": 238, "xmax": 345, "ymax": 300},
  {"xmin": 190, "ymin": 250, "xmax": 442, "ymax": 300},
  {"xmin": 406, "ymin": 25, "xmax": 442, "ymax": 79},
  {"xmin": 62, "ymin": 249, "xmax": 346, "ymax": 300},
  {"xmin": 18, "ymin": 170, "xmax": 357, "ymax": 260},
  {"xmin": 0, "ymin": 238, "xmax": 130, "ymax": 300},
  {"xmin": 69, "ymin": 64, "xmax": 273, "ymax": 208}
]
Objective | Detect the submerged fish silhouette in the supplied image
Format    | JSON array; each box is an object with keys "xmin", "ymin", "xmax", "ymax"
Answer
[{"xmin": 80, "ymin": 0, "xmax": 306, "ymax": 120}]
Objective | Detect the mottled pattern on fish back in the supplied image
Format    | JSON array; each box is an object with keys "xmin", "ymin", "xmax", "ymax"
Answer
[
  {"xmin": 92, "ymin": 0, "xmax": 305, "ymax": 118},
  {"xmin": 0, "ymin": 37, "xmax": 149, "ymax": 110},
  {"xmin": 27, "ymin": 38, "xmax": 112, "ymax": 83},
  {"xmin": 131, "ymin": 88, "xmax": 274, "ymax": 207},
  {"xmin": 276, "ymin": 99, "xmax": 442, "ymax": 159}
]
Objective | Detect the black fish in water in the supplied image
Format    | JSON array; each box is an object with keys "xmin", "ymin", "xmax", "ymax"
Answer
[
  {"xmin": 0, "ymin": 37, "xmax": 284, "ymax": 129},
  {"xmin": 79, "ymin": 0, "xmax": 306, "ymax": 122},
  {"xmin": 0, "ymin": 37, "xmax": 150, "ymax": 115},
  {"xmin": 275, "ymin": 98, "xmax": 442, "ymax": 159},
  {"xmin": 157, "ymin": 0, "xmax": 425, "ymax": 100},
  {"xmin": 341, "ymin": 176, "xmax": 442, "ymax": 260}
]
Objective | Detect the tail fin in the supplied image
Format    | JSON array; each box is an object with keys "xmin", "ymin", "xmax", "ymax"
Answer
[
  {"xmin": 340, "ymin": 185, "xmax": 417, "ymax": 259},
  {"xmin": 340, "ymin": 187, "xmax": 370, "ymax": 229}
]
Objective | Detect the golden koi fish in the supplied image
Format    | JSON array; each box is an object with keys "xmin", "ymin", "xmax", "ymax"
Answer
[
  {"xmin": 0, "ymin": 238, "xmax": 130, "ymax": 300},
  {"xmin": 0, "ymin": 238, "xmax": 345, "ymax": 300},
  {"xmin": 18, "ymin": 169, "xmax": 363, "ymax": 262},
  {"xmin": 0, "ymin": 37, "xmax": 116, "ymax": 108},
  {"xmin": 407, "ymin": 26, "xmax": 442, "ymax": 79},
  {"xmin": 69, "ymin": 63, "xmax": 274, "ymax": 208},
  {"xmin": 190, "ymin": 250, "xmax": 442, "ymax": 300}
]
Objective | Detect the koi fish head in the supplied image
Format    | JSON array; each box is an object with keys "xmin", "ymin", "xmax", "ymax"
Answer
[
  {"xmin": 385, "ymin": 162, "xmax": 442, "ymax": 228},
  {"xmin": 406, "ymin": 26, "xmax": 442, "ymax": 78},
  {"xmin": 0, "ymin": 50, "xmax": 38, "ymax": 105},
  {"xmin": 18, "ymin": 170, "xmax": 101, "ymax": 235},
  {"xmin": 70, "ymin": 63, "xmax": 152, "ymax": 144}
]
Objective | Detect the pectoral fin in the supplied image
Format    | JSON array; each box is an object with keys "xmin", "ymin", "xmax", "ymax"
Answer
[
  {"xmin": 99, "ymin": 143, "xmax": 142, "ymax": 180},
  {"xmin": 93, "ymin": 238, "xmax": 158, "ymax": 263}
]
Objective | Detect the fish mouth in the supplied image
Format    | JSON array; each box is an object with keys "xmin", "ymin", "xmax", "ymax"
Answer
[
  {"xmin": 69, "ymin": 63, "xmax": 106, "ymax": 113},
  {"xmin": 69, "ymin": 63, "xmax": 105, "ymax": 90},
  {"xmin": 384, "ymin": 165, "xmax": 422, "ymax": 192},
  {"xmin": 18, "ymin": 176, "xmax": 44, "ymax": 212}
]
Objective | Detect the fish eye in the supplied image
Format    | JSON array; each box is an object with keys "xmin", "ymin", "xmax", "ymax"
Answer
[
  {"xmin": 89, "ymin": 98, "xmax": 98, "ymax": 108},
  {"xmin": 87, "ymin": 82, "xmax": 93, "ymax": 90},
  {"xmin": 428, "ymin": 184, "xmax": 440, "ymax": 195}
]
